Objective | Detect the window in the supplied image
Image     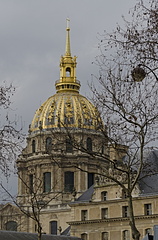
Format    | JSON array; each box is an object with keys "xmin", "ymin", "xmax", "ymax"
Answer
[
  {"xmin": 81, "ymin": 233, "xmax": 87, "ymax": 240},
  {"xmin": 81, "ymin": 210, "xmax": 88, "ymax": 221},
  {"xmin": 5, "ymin": 221, "xmax": 17, "ymax": 231},
  {"xmin": 101, "ymin": 208, "xmax": 108, "ymax": 219},
  {"xmin": 88, "ymin": 172, "xmax": 94, "ymax": 188},
  {"xmin": 101, "ymin": 144, "xmax": 104, "ymax": 154},
  {"xmin": 123, "ymin": 230, "xmax": 130, "ymax": 240},
  {"xmin": 43, "ymin": 172, "xmax": 51, "ymax": 192},
  {"xmin": 122, "ymin": 206, "xmax": 129, "ymax": 217},
  {"xmin": 145, "ymin": 228, "xmax": 152, "ymax": 235},
  {"xmin": 66, "ymin": 139, "xmax": 73, "ymax": 152},
  {"xmin": 102, "ymin": 232, "xmax": 108, "ymax": 240},
  {"xmin": 87, "ymin": 137, "xmax": 92, "ymax": 151},
  {"xmin": 29, "ymin": 174, "xmax": 33, "ymax": 193},
  {"xmin": 122, "ymin": 190, "xmax": 128, "ymax": 199},
  {"xmin": 50, "ymin": 221, "xmax": 57, "ymax": 235},
  {"xmin": 32, "ymin": 140, "xmax": 36, "ymax": 153},
  {"xmin": 101, "ymin": 191, "xmax": 107, "ymax": 201},
  {"xmin": 64, "ymin": 171, "xmax": 74, "ymax": 192},
  {"xmin": 66, "ymin": 67, "xmax": 71, "ymax": 77},
  {"xmin": 144, "ymin": 204, "xmax": 152, "ymax": 215},
  {"xmin": 46, "ymin": 137, "xmax": 52, "ymax": 152}
]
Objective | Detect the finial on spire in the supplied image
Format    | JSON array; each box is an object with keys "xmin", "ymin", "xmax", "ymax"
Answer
[
  {"xmin": 65, "ymin": 18, "xmax": 71, "ymax": 56},
  {"xmin": 66, "ymin": 18, "xmax": 70, "ymax": 29}
]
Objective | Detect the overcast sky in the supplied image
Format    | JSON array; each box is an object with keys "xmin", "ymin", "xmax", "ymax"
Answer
[{"xmin": 0, "ymin": 0, "xmax": 138, "ymax": 196}]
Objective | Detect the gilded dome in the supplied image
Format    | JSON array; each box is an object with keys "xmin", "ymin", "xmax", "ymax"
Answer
[
  {"xmin": 30, "ymin": 91, "xmax": 101, "ymax": 133},
  {"xmin": 30, "ymin": 22, "xmax": 102, "ymax": 134}
]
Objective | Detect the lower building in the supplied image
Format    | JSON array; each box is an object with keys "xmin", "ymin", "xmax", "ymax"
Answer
[{"xmin": 1, "ymin": 149, "xmax": 158, "ymax": 240}]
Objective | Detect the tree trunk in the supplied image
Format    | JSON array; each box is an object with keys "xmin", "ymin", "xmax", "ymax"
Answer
[
  {"xmin": 37, "ymin": 224, "xmax": 42, "ymax": 240},
  {"xmin": 128, "ymin": 194, "xmax": 140, "ymax": 240}
]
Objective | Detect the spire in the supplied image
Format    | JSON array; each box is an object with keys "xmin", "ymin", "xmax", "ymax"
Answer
[
  {"xmin": 65, "ymin": 18, "xmax": 71, "ymax": 56},
  {"xmin": 55, "ymin": 20, "xmax": 80, "ymax": 93}
]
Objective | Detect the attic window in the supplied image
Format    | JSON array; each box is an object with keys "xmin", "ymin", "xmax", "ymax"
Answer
[{"xmin": 66, "ymin": 67, "xmax": 71, "ymax": 77}]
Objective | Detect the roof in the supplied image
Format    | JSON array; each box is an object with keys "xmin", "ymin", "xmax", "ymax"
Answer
[
  {"xmin": 61, "ymin": 226, "xmax": 70, "ymax": 236},
  {"xmin": 0, "ymin": 231, "xmax": 81, "ymax": 240},
  {"xmin": 74, "ymin": 185, "xmax": 94, "ymax": 203},
  {"xmin": 30, "ymin": 92, "xmax": 101, "ymax": 134},
  {"xmin": 139, "ymin": 150, "xmax": 158, "ymax": 196}
]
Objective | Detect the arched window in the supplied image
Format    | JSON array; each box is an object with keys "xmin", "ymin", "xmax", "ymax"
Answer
[
  {"xmin": 46, "ymin": 137, "xmax": 52, "ymax": 152},
  {"xmin": 50, "ymin": 221, "xmax": 57, "ymax": 235},
  {"xmin": 145, "ymin": 228, "xmax": 152, "ymax": 235},
  {"xmin": 32, "ymin": 140, "xmax": 36, "ymax": 153},
  {"xmin": 66, "ymin": 138, "xmax": 73, "ymax": 152},
  {"xmin": 43, "ymin": 172, "xmax": 51, "ymax": 192},
  {"xmin": 123, "ymin": 230, "xmax": 130, "ymax": 240},
  {"xmin": 5, "ymin": 221, "xmax": 17, "ymax": 231},
  {"xmin": 81, "ymin": 233, "xmax": 87, "ymax": 240},
  {"xmin": 102, "ymin": 232, "xmax": 108, "ymax": 240},
  {"xmin": 64, "ymin": 171, "xmax": 74, "ymax": 192},
  {"xmin": 66, "ymin": 67, "xmax": 71, "ymax": 77},
  {"xmin": 87, "ymin": 137, "xmax": 92, "ymax": 151}
]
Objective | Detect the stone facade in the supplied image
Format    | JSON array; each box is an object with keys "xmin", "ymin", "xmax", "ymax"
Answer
[{"xmin": 1, "ymin": 23, "xmax": 158, "ymax": 240}]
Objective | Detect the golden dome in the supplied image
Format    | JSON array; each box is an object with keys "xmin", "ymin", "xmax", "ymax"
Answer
[
  {"xmin": 30, "ymin": 20, "xmax": 102, "ymax": 133},
  {"xmin": 30, "ymin": 91, "xmax": 101, "ymax": 133}
]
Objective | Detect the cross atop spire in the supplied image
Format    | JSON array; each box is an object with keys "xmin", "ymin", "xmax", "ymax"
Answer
[{"xmin": 66, "ymin": 18, "xmax": 70, "ymax": 29}]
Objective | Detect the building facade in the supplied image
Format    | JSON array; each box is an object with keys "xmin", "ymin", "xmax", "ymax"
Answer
[{"xmin": 0, "ymin": 23, "xmax": 158, "ymax": 240}]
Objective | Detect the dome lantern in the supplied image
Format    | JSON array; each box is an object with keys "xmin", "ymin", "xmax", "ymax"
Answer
[{"xmin": 55, "ymin": 19, "xmax": 80, "ymax": 93}]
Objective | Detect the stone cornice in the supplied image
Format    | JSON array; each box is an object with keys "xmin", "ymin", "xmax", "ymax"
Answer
[{"xmin": 68, "ymin": 214, "xmax": 158, "ymax": 225}]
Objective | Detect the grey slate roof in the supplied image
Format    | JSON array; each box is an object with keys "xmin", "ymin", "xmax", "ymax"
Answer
[
  {"xmin": 139, "ymin": 150, "xmax": 158, "ymax": 196},
  {"xmin": 61, "ymin": 226, "xmax": 70, "ymax": 236},
  {"xmin": 0, "ymin": 231, "xmax": 81, "ymax": 240},
  {"xmin": 75, "ymin": 185, "xmax": 94, "ymax": 203}
]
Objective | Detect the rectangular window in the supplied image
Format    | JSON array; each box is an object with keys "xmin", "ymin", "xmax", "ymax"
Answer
[
  {"xmin": 81, "ymin": 233, "xmax": 87, "ymax": 240},
  {"xmin": 64, "ymin": 171, "xmax": 74, "ymax": 192},
  {"xmin": 102, "ymin": 232, "xmax": 108, "ymax": 240},
  {"xmin": 81, "ymin": 210, "xmax": 88, "ymax": 221},
  {"xmin": 43, "ymin": 172, "xmax": 51, "ymax": 192},
  {"xmin": 101, "ymin": 208, "xmax": 108, "ymax": 219},
  {"xmin": 66, "ymin": 139, "xmax": 73, "ymax": 152},
  {"xmin": 122, "ymin": 190, "xmax": 128, "ymax": 199},
  {"xmin": 123, "ymin": 230, "xmax": 130, "ymax": 240},
  {"xmin": 50, "ymin": 221, "xmax": 57, "ymax": 235},
  {"xmin": 29, "ymin": 174, "xmax": 33, "ymax": 193},
  {"xmin": 144, "ymin": 204, "xmax": 152, "ymax": 215},
  {"xmin": 122, "ymin": 206, "xmax": 129, "ymax": 217},
  {"xmin": 101, "ymin": 191, "xmax": 107, "ymax": 201},
  {"xmin": 88, "ymin": 172, "xmax": 94, "ymax": 188}
]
